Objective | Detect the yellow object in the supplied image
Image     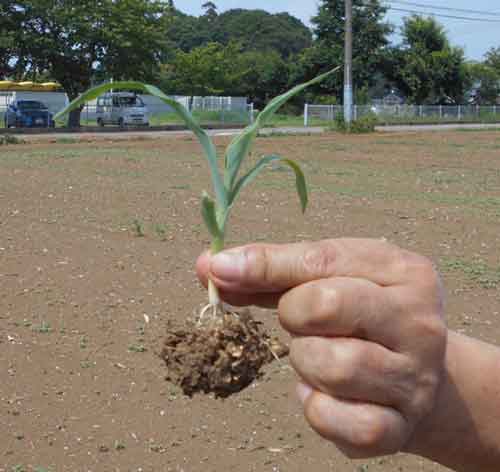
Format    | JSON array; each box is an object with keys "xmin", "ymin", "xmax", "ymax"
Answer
[
  {"xmin": 41, "ymin": 82, "xmax": 60, "ymax": 90},
  {"xmin": 18, "ymin": 81, "xmax": 34, "ymax": 88},
  {"xmin": 0, "ymin": 81, "xmax": 62, "ymax": 91},
  {"xmin": 0, "ymin": 80, "xmax": 15, "ymax": 90}
]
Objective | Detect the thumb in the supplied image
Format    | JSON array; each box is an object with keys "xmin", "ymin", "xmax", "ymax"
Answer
[
  {"xmin": 204, "ymin": 239, "xmax": 410, "ymax": 294},
  {"xmin": 207, "ymin": 241, "xmax": 337, "ymax": 294}
]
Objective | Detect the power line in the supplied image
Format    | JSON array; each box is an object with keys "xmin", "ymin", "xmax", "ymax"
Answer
[
  {"xmin": 385, "ymin": 0, "xmax": 500, "ymax": 17},
  {"xmin": 385, "ymin": 6, "xmax": 500, "ymax": 23}
]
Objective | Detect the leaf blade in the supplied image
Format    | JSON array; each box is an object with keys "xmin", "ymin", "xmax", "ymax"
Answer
[
  {"xmin": 229, "ymin": 154, "xmax": 308, "ymax": 213},
  {"xmin": 201, "ymin": 192, "xmax": 223, "ymax": 240},
  {"xmin": 224, "ymin": 66, "xmax": 340, "ymax": 191}
]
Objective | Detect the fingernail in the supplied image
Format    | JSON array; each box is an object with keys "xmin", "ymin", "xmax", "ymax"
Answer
[
  {"xmin": 296, "ymin": 382, "xmax": 313, "ymax": 405},
  {"xmin": 211, "ymin": 250, "xmax": 246, "ymax": 281}
]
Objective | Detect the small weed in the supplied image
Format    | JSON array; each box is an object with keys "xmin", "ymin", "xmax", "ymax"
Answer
[
  {"xmin": 128, "ymin": 344, "xmax": 147, "ymax": 353},
  {"xmin": 170, "ymin": 184, "xmax": 190, "ymax": 190},
  {"xmin": 34, "ymin": 467, "xmax": 51, "ymax": 472},
  {"xmin": 12, "ymin": 319, "xmax": 32, "ymax": 328},
  {"xmin": 0, "ymin": 134, "xmax": 24, "ymax": 145},
  {"xmin": 149, "ymin": 443, "xmax": 167, "ymax": 453},
  {"xmin": 34, "ymin": 321, "xmax": 51, "ymax": 333},
  {"xmin": 12, "ymin": 466, "xmax": 26, "ymax": 472},
  {"xmin": 114, "ymin": 440, "xmax": 126, "ymax": 450},
  {"xmin": 441, "ymin": 258, "xmax": 500, "ymax": 288},
  {"xmin": 56, "ymin": 137, "xmax": 78, "ymax": 144},
  {"xmin": 153, "ymin": 223, "xmax": 168, "ymax": 240},
  {"xmin": 80, "ymin": 361, "xmax": 96, "ymax": 369},
  {"xmin": 132, "ymin": 219, "xmax": 145, "ymax": 237},
  {"xmin": 330, "ymin": 114, "xmax": 377, "ymax": 134},
  {"xmin": 80, "ymin": 336, "xmax": 88, "ymax": 349}
]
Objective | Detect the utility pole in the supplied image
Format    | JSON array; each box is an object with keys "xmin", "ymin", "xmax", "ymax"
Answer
[{"xmin": 344, "ymin": 0, "xmax": 353, "ymax": 125}]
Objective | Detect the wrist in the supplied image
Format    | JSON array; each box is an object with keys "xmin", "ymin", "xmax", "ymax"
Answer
[{"xmin": 404, "ymin": 330, "xmax": 500, "ymax": 471}]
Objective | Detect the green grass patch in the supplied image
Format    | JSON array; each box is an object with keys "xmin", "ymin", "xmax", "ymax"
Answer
[{"xmin": 441, "ymin": 258, "xmax": 500, "ymax": 289}]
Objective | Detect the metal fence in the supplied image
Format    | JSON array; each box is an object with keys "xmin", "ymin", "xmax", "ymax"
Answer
[
  {"xmin": 78, "ymin": 102, "xmax": 254, "ymax": 127},
  {"xmin": 304, "ymin": 104, "xmax": 500, "ymax": 126}
]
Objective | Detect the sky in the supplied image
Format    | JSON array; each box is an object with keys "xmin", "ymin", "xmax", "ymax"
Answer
[{"xmin": 176, "ymin": 0, "xmax": 499, "ymax": 61}]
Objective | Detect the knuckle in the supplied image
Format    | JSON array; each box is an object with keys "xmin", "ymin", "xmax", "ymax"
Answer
[
  {"xmin": 411, "ymin": 316, "xmax": 447, "ymax": 351},
  {"xmin": 315, "ymin": 340, "xmax": 364, "ymax": 389},
  {"xmin": 330, "ymin": 363, "xmax": 357, "ymax": 388},
  {"xmin": 353, "ymin": 411, "xmax": 390, "ymax": 451},
  {"xmin": 277, "ymin": 295, "xmax": 291, "ymax": 330},
  {"xmin": 327, "ymin": 348, "xmax": 359, "ymax": 387},
  {"xmin": 301, "ymin": 241, "xmax": 337, "ymax": 279},
  {"xmin": 243, "ymin": 244, "xmax": 273, "ymax": 284},
  {"xmin": 400, "ymin": 251, "xmax": 440, "ymax": 285},
  {"xmin": 310, "ymin": 283, "xmax": 342, "ymax": 328},
  {"xmin": 288, "ymin": 337, "xmax": 312, "ymax": 369},
  {"xmin": 278, "ymin": 281, "xmax": 341, "ymax": 334}
]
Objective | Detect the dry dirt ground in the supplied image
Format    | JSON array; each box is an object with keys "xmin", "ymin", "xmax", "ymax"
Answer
[{"xmin": 1, "ymin": 130, "xmax": 500, "ymax": 472}]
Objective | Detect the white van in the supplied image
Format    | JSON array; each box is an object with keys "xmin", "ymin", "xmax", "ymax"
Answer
[{"xmin": 96, "ymin": 92, "xmax": 149, "ymax": 128}]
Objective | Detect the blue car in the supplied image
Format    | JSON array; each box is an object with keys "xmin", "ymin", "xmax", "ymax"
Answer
[{"xmin": 4, "ymin": 100, "xmax": 55, "ymax": 128}]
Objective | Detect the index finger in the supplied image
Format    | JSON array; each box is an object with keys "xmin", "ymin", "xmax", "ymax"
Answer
[{"xmin": 199, "ymin": 238, "xmax": 425, "ymax": 295}]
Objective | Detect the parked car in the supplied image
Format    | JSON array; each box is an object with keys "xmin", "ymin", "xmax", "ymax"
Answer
[
  {"xmin": 96, "ymin": 93, "xmax": 149, "ymax": 128},
  {"xmin": 4, "ymin": 100, "xmax": 55, "ymax": 128}
]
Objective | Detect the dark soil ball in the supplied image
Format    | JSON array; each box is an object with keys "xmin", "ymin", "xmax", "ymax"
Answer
[{"xmin": 161, "ymin": 310, "xmax": 288, "ymax": 398}]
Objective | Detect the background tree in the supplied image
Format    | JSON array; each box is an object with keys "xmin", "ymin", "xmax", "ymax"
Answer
[
  {"xmin": 293, "ymin": 0, "xmax": 392, "ymax": 102},
  {"xmin": 165, "ymin": 9, "xmax": 210, "ymax": 53},
  {"xmin": 159, "ymin": 42, "xmax": 248, "ymax": 109},
  {"xmin": 237, "ymin": 50, "xmax": 289, "ymax": 108},
  {"xmin": 484, "ymin": 47, "xmax": 500, "ymax": 73},
  {"xmin": 202, "ymin": 1, "xmax": 218, "ymax": 21},
  {"xmin": 0, "ymin": 2, "xmax": 16, "ymax": 78},
  {"xmin": 387, "ymin": 16, "xmax": 469, "ymax": 104},
  {"xmin": 467, "ymin": 62, "xmax": 500, "ymax": 104},
  {"xmin": 5, "ymin": 0, "xmax": 171, "ymax": 126},
  {"xmin": 211, "ymin": 9, "xmax": 312, "ymax": 58},
  {"xmin": 165, "ymin": 8, "xmax": 311, "ymax": 59}
]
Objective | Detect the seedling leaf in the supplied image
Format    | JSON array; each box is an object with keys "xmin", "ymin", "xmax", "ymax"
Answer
[
  {"xmin": 224, "ymin": 66, "xmax": 340, "ymax": 191},
  {"xmin": 229, "ymin": 155, "xmax": 308, "ymax": 213},
  {"xmin": 201, "ymin": 192, "xmax": 222, "ymax": 240},
  {"xmin": 54, "ymin": 81, "xmax": 226, "ymax": 208}
]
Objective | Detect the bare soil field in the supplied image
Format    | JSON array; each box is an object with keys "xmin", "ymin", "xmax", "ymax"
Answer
[{"xmin": 1, "ymin": 130, "xmax": 500, "ymax": 472}]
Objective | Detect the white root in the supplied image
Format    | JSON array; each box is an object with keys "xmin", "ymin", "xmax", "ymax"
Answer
[
  {"xmin": 264, "ymin": 340, "xmax": 281, "ymax": 363},
  {"xmin": 198, "ymin": 303, "xmax": 214, "ymax": 325},
  {"xmin": 196, "ymin": 301, "xmax": 240, "ymax": 326}
]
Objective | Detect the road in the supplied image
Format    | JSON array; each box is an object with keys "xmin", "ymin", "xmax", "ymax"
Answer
[{"xmin": 5, "ymin": 122, "xmax": 499, "ymax": 143}]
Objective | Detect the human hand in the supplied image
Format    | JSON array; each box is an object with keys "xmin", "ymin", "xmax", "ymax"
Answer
[{"xmin": 196, "ymin": 239, "xmax": 447, "ymax": 458}]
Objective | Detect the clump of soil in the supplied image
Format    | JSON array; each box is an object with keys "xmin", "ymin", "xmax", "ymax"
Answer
[{"xmin": 161, "ymin": 309, "xmax": 288, "ymax": 398}]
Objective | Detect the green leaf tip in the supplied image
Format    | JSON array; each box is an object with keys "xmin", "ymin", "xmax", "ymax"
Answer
[{"xmin": 224, "ymin": 66, "xmax": 341, "ymax": 191}]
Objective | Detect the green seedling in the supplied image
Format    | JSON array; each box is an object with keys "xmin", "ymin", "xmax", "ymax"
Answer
[
  {"xmin": 132, "ymin": 219, "xmax": 145, "ymax": 237},
  {"xmin": 114, "ymin": 440, "xmax": 126, "ymax": 450},
  {"xmin": 35, "ymin": 321, "xmax": 51, "ymax": 334},
  {"xmin": 55, "ymin": 67, "xmax": 339, "ymax": 320},
  {"xmin": 128, "ymin": 343, "xmax": 147, "ymax": 353},
  {"xmin": 153, "ymin": 223, "xmax": 168, "ymax": 241}
]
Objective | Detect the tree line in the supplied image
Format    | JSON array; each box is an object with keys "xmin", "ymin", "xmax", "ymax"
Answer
[{"xmin": 1, "ymin": 0, "xmax": 499, "ymax": 125}]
